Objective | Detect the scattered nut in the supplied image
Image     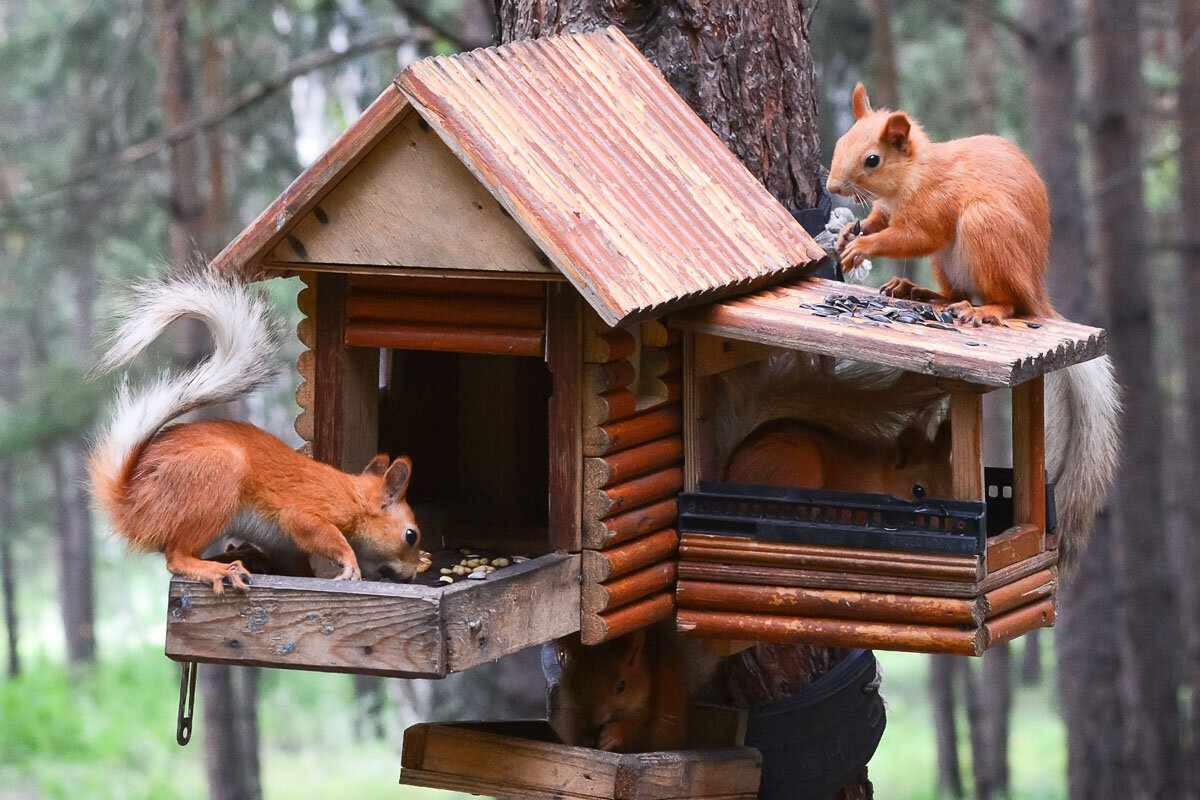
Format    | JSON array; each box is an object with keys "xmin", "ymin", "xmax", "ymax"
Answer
[
  {"xmin": 416, "ymin": 562, "xmax": 430, "ymax": 573},
  {"xmin": 440, "ymin": 568, "xmax": 452, "ymax": 575},
  {"xmin": 438, "ymin": 575, "xmax": 454, "ymax": 584},
  {"xmin": 491, "ymin": 557, "xmax": 510, "ymax": 568},
  {"xmin": 452, "ymin": 565, "xmax": 469, "ymax": 575},
  {"xmin": 466, "ymin": 559, "xmax": 481, "ymax": 568},
  {"xmin": 484, "ymin": 565, "xmax": 495, "ymax": 573},
  {"xmin": 479, "ymin": 558, "xmax": 490, "ymax": 566},
  {"xmin": 472, "ymin": 565, "xmax": 488, "ymax": 574}
]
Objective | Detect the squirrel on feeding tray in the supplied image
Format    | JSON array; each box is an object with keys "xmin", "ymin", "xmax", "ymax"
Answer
[
  {"xmin": 88, "ymin": 271, "xmax": 423, "ymax": 594},
  {"xmin": 825, "ymin": 84, "xmax": 1120, "ymax": 575}
]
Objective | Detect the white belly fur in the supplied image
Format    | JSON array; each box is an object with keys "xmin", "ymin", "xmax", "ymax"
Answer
[{"xmin": 937, "ymin": 236, "xmax": 979, "ymax": 300}]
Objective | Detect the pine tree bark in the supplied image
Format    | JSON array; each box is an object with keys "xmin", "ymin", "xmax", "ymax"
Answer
[
  {"xmin": 495, "ymin": 3, "xmax": 867, "ymax": 795},
  {"xmin": 1083, "ymin": 2, "xmax": 1182, "ymax": 798},
  {"xmin": 1177, "ymin": 0, "xmax": 1200, "ymax": 794}
]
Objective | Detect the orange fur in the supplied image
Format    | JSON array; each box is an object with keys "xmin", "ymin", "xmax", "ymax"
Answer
[
  {"xmin": 547, "ymin": 627, "xmax": 717, "ymax": 753},
  {"xmin": 90, "ymin": 420, "xmax": 421, "ymax": 594},
  {"xmin": 724, "ymin": 418, "xmax": 952, "ymax": 501},
  {"xmin": 827, "ymin": 83, "xmax": 1054, "ymax": 324}
]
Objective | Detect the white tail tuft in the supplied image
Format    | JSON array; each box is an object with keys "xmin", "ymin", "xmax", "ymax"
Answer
[
  {"xmin": 1045, "ymin": 355, "xmax": 1121, "ymax": 577},
  {"xmin": 90, "ymin": 272, "xmax": 282, "ymax": 492}
]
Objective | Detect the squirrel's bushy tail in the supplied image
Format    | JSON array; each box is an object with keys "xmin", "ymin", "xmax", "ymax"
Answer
[
  {"xmin": 88, "ymin": 272, "xmax": 281, "ymax": 516},
  {"xmin": 1045, "ymin": 354, "xmax": 1120, "ymax": 577},
  {"xmin": 715, "ymin": 353, "xmax": 947, "ymax": 470}
]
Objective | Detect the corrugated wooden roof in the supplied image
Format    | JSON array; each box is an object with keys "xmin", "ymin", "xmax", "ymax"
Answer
[
  {"xmin": 669, "ymin": 278, "xmax": 1107, "ymax": 386},
  {"xmin": 396, "ymin": 27, "xmax": 824, "ymax": 326}
]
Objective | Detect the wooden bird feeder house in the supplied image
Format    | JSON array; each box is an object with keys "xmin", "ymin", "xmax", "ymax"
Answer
[{"xmin": 158, "ymin": 25, "xmax": 1107, "ymax": 796}]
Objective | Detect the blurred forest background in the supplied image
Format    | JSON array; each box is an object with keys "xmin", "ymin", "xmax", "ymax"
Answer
[{"xmin": 0, "ymin": 0, "xmax": 1194, "ymax": 798}]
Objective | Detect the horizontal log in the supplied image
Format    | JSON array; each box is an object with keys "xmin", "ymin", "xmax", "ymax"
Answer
[
  {"xmin": 983, "ymin": 596, "xmax": 1056, "ymax": 648},
  {"xmin": 583, "ymin": 561, "xmax": 677, "ymax": 614},
  {"xmin": 676, "ymin": 609, "xmax": 986, "ymax": 657},
  {"xmin": 635, "ymin": 373, "xmax": 682, "ymax": 411},
  {"xmin": 346, "ymin": 292, "xmax": 544, "ymax": 329},
  {"xmin": 641, "ymin": 345, "xmax": 683, "ymax": 378},
  {"xmin": 583, "ymin": 327, "xmax": 636, "ymax": 363},
  {"xmin": 986, "ymin": 524, "xmax": 1043, "ymax": 574},
  {"xmin": 348, "ymin": 274, "xmax": 547, "ymax": 297},
  {"xmin": 679, "ymin": 537, "xmax": 981, "ymax": 582},
  {"xmin": 679, "ymin": 549, "xmax": 1059, "ymax": 600},
  {"xmin": 583, "ymin": 498, "xmax": 680, "ymax": 549},
  {"xmin": 294, "ymin": 408, "xmax": 314, "ymax": 443},
  {"xmin": 583, "ymin": 359, "xmax": 637, "ymax": 394},
  {"xmin": 584, "ymin": 437, "xmax": 684, "ymax": 491},
  {"xmin": 586, "ymin": 467, "xmax": 684, "ymax": 521},
  {"xmin": 581, "ymin": 591, "xmax": 675, "ymax": 645},
  {"xmin": 584, "ymin": 406, "xmax": 683, "ymax": 457},
  {"xmin": 583, "ymin": 389, "xmax": 639, "ymax": 428},
  {"xmin": 582, "ymin": 529, "xmax": 680, "ymax": 583},
  {"xmin": 680, "ymin": 534, "xmax": 981, "ymax": 571},
  {"xmin": 982, "ymin": 568, "xmax": 1057, "ymax": 620},
  {"xmin": 345, "ymin": 322, "xmax": 543, "ymax": 356},
  {"xmin": 675, "ymin": 580, "xmax": 986, "ymax": 627},
  {"xmin": 641, "ymin": 319, "xmax": 678, "ymax": 348}
]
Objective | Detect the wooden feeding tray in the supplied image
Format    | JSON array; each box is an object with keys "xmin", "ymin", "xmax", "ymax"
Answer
[
  {"xmin": 165, "ymin": 552, "xmax": 579, "ymax": 678},
  {"xmin": 400, "ymin": 721, "xmax": 762, "ymax": 800}
]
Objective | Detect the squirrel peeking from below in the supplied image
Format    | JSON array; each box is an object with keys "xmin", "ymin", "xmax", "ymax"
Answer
[{"xmin": 544, "ymin": 626, "xmax": 720, "ymax": 753}]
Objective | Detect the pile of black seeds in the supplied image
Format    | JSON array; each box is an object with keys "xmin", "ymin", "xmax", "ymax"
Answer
[{"xmin": 801, "ymin": 293, "xmax": 961, "ymax": 333}]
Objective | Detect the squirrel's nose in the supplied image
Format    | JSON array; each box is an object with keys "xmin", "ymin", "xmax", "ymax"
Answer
[{"xmin": 826, "ymin": 177, "xmax": 843, "ymax": 195}]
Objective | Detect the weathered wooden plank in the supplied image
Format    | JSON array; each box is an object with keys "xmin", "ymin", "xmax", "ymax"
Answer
[
  {"xmin": 675, "ymin": 580, "xmax": 986, "ymax": 626},
  {"xmin": 1012, "ymin": 376, "xmax": 1047, "ymax": 534},
  {"xmin": 400, "ymin": 721, "xmax": 761, "ymax": 800},
  {"xmin": 314, "ymin": 273, "xmax": 348, "ymax": 466},
  {"xmin": 677, "ymin": 608, "xmax": 987, "ymax": 656},
  {"xmin": 584, "ymin": 561, "xmax": 677, "ymax": 613},
  {"xmin": 348, "ymin": 273, "xmax": 548, "ymax": 295},
  {"xmin": 693, "ymin": 334, "xmax": 776, "ymax": 377},
  {"xmin": 165, "ymin": 575, "xmax": 445, "ymax": 677},
  {"xmin": 985, "ymin": 524, "xmax": 1043, "ymax": 575},
  {"xmin": 582, "ymin": 592, "xmax": 675, "ymax": 645},
  {"xmin": 951, "ymin": 391, "xmax": 984, "ymax": 503},
  {"xmin": 585, "ymin": 389, "xmax": 640, "ymax": 428},
  {"xmin": 443, "ymin": 553, "xmax": 580, "ymax": 671},
  {"xmin": 584, "ymin": 406, "xmax": 683, "ymax": 457},
  {"xmin": 209, "ymin": 86, "xmax": 413, "ymax": 281},
  {"xmin": 583, "ymin": 498, "xmax": 679, "ymax": 549},
  {"xmin": 345, "ymin": 322, "xmax": 544, "ymax": 356},
  {"xmin": 981, "ymin": 568, "xmax": 1057, "ymax": 620},
  {"xmin": 269, "ymin": 110, "xmax": 551, "ymax": 273},
  {"xmin": 683, "ymin": 333, "xmax": 719, "ymax": 490},
  {"xmin": 585, "ymin": 467, "xmax": 685, "ymax": 521},
  {"xmin": 547, "ymin": 286, "xmax": 584, "ymax": 552},
  {"xmin": 584, "ymin": 438, "xmax": 684, "ymax": 491},
  {"xmin": 582, "ymin": 529, "xmax": 679, "ymax": 582},
  {"xmin": 982, "ymin": 596, "xmax": 1056, "ymax": 648},
  {"xmin": 584, "ymin": 359, "xmax": 639, "ymax": 394},
  {"xmin": 346, "ymin": 292, "xmax": 545, "ymax": 328}
]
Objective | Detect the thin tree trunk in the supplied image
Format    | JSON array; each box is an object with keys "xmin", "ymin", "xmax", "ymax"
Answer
[
  {"xmin": 930, "ymin": 655, "xmax": 964, "ymax": 797},
  {"xmin": 1019, "ymin": 631, "xmax": 1041, "ymax": 685},
  {"xmin": 0, "ymin": 463, "xmax": 17, "ymax": 678},
  {"xmin": 865, "ymin": 0, "xmax": 899, "ymax": 109},
  {"xmin": 965, "ymin": 0, "xmax": 1000, "ymax": 134},
  {"xmin": 1178, "ymin": 0, "xmax": 1200, "ymax": 795},
  {"xmin": 496, "ymin": 3, "xmax": 865, "ymax": 795},
  {"xmin": 1084, "ymin": 3, "xmax": 1182, "ymax": 798},
  {"xmin": 202, "ymin": 665, "xmax": 261, "ymax": 800},
  {"xmin": 353, "ymin": 674, "xmax": 387, "ymax": 739},
  {"xmin": 48, "ymin": 445, "xmax": 95, "ymax": 666}
]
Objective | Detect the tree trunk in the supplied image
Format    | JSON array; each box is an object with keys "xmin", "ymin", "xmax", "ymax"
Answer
[
  {"xmin": 202, "ymin": 665, "xmax": 262, "ymax": 800},
  {"xmin": 0, "ymin": 463, "xmax": 17, "ymax": 678},
  {"xmin": 495, "ymin": 3, "xmax": 867, "ymax": 795},
  {"xmin": 864, "ymin": 0, "xmax": 899, "ymax": 109},
  {"xmin": 964, "ymin": 0, "xmax": 999, "ymax": 135},
  {"xmin": 1084, "ymin": 3, "xmax": 1182, "ymax": 799},
  {"xmin": 1018, "ymin": 631, "xmax": 1041, "ymax": 685},
  {"xmin": 929, "ymin": 655, "xmax": 964, "ymax": 798},
  {"xmin": 1178, "ymin": 0, "xmax": 1200, "ymax": 796},
  {"xmin": 48, "ymin": 445, "xmax": 96, "ymax": 666},
  {"xmin": 962, "ymin": 654, "xmax": 1011, "ymax": 800}
]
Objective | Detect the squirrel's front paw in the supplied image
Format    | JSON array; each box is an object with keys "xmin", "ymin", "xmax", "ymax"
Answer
[
  {"xmin": 881, "ymin": 277, "xmax": 917, "ymax": 299},
  {"xmin": 211, "ymin": 561, "xmax": 252, "ymax": 595},
  {"xmin": 334, "ymin": 561, "xmax": 362, "ymax": 581},
  {"xmin": 835, "ymin": 221, "xmax": 862, "ymax": 254},
  {"xmin": 840, "ymin": 236, "xmax": 869, "ymax": 270},
  {"xmin": 596, "ymin": 724, "xmax": 627, "ymax": 753}
]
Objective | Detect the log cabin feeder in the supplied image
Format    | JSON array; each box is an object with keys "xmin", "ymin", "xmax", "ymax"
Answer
[{"xmin": 160, "ymin": 27, "xmax": 1106, "ymax": 781}]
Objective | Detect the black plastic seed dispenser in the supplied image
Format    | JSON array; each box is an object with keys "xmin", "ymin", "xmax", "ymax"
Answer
[{"xmin": 678, "ymin": 468, "xmax": 1054, "ymax": 557}]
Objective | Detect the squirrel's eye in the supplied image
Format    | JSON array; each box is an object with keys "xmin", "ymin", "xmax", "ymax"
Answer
[
  {"xmin": 405, "ymin": 528, "xmax": 419, "ymax": 546},
  {"xmin": 616, "ymin": 680, "xmax": 626, "ymax": 694},
  {"xmin": 864, "ymin": 154, "xmax": 881, "ymax": 168}
]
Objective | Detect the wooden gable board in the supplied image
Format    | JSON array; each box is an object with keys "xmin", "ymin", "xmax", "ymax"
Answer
[{"xmin": 265, "ymin": 109, "xmax": 552, "ymax": 275}]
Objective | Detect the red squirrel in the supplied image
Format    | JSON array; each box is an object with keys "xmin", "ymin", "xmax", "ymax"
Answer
[
  {"xmin": 825, "ymin": 85, "xmax": 1120, "ymax": 573},
  {"xmin": 89, "ymin": 272, "xmax": 422, "ymax": 594},
  {"xmin": 545, "ymin": 627, "xmax": 719, "ymax": 753}
]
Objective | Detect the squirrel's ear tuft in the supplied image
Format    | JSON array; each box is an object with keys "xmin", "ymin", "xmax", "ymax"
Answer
[
  {"xmin": 852, "ymin": 83, "xmax": 872, "ymax": 120},
  {"xmin": 882, "ymin": 112, "xmax": 912, "ymax": 152}
]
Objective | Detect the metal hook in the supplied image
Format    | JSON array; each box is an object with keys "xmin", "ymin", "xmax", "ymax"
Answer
[{"xmin": 177, "ymin": 661, "xmax": 198, "ymax": 746}]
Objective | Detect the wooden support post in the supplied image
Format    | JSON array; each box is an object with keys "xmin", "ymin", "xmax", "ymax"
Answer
[
  {"xmin": 950, "ymin": 391, "xmax": 985, "ymax": 502},
  {"xmin": 1012, "ymin": 376, "xmax": 1047, "ymax": 544},
  {"xmin": 683, "ymin": 332, "xmax": 718, "ymax": 490},
  {"xmin": 314, "ymin": 273, "xmax": 348, "ymax": 467},
  {"xmin": 546, "ymin": 284, "xmax": 583, "ymax": 552}
]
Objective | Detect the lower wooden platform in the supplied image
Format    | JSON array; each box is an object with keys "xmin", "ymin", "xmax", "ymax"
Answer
[
  {"xmin": 400, "ymin": 721, "xmax": 762, "ymax": 800},
  {"xmin": 165, "ymin": 553, "xmax": 579, "ymax": 679}
]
